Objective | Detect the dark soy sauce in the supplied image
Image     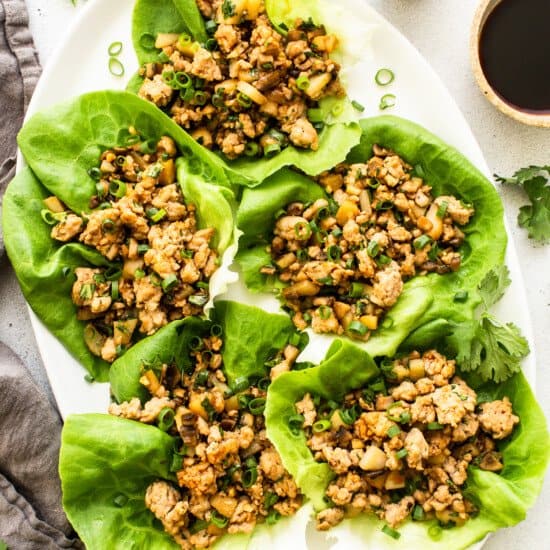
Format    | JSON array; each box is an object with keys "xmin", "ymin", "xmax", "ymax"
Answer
[{"xmin": 479, "ymin": 0, "xmax": 550, "ymax": 113}]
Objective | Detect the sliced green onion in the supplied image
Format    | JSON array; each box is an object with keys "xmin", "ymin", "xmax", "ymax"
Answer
[
  {"xmin": 189, "ymin": 336, "xmax": 204, "ymax": 351},
  {"xmin": 427, "ymin": 422, "xmax": 444, "ymax": 430},
  {"xmin": 386, "ymin": 400, "xmax": 405, "ymax": 421},
  {"xmin": 381, "ymin": 524, "xmax": 401, "ymax": 540},
  {"xmin": 137, "ymin": 243, "xmax": 149, "ymax": 255},
  {"xmin": 317, "ymin": 277, "xmax": 333, "ymax": 286},
  {"xmin": 190, "ymin": 519, "xmax": 209, "ymax": 534},
  {"xmin": 108, "ymin": 179, "xmax": 127, "ymax": 198},
  {"xmin": 248, "ymin": 397, "xmax": 266, "ymax": 415},
  {"xmin": 318, "ymin": 305, "xmax": 332, "ymax": 319},
  {"xmin": 102, "ymin": 218, "xmax": 116, "ymax": 233},
  {"xmin": 244, "ymin": 142, "xmax": 259, "ymax": 157},
  {"xmin": 212, "ymin": 92, "xmax": 226, "ymax": 108},
  {"xmin": 313, "ymin": 419, "xmax": 332, "ymax": 433},
  {"xmin": 377, "ymin": 254, "xmax": 391, "ymax": 266},
  {"xmin": 296, "ymin": 75, "xmax": 310, "ymax": 90},
  {"xmin": 379, "ymin": 93, "xmax": 396, "ymax": 110},
  {"xmin": 113, "ymin": 493, "xmax": 128, "ymax": 507},
  {"xmin": 307, "ymin": 108, "xmax": 323, "ymax": 122},
  {"xmin": 174, "ymin": 71, "xmax": 192, "ymax": 89},
  {"xmin": 242, "ymin": 466, "xmax": 258, "ymax": 488},
  {"xmin": 108, "ymin": 41, "xmax": 123, "ymax": 56},
  {"xmin": 453, "ymin": 290, "xmax": 469, "ymax": 303},
  {"xmin": 88, "ymin": 166, "xmax": 101, "ymax": 181},
  {"xmin": 108, "ymin": 57, "xmax": 125, "ymax": 77},
  {"xmin": 157, "ymin": 51, "xmax": 170, "ymax": 63},
  {"xmin": 288, "ymin": 413, "xmax": 305, "ymax": 435},
  {"xmin": 294, "ymin": 221, "xmax": 312, "ymax": 240},
  {"xmin": 139, "ymin": 33, "xmax": 156, "ymax": 51},
  {"xmin": 387, "ymin": 425, "xmax": 401, "ymax": 438},
  {"xmin": 349, "ymin": 282, "xmax": 364, "ymax": 298},
  {"xmin": 351, "ymin": 99, "xmax": 365, "ymax": 112},
  {"xmin": 339, "ymin": 406, "xmax": 359, "ymax": 425},
  {"xmin": 93, "ymin": 273, "xmax": 106, "ymax": 285},
  {"xmin": 180, "ymin": 87, "xmax": 195, "ymax": 101},
  {"xmin": 158, "ymin": 407, "xmax": 175, "ymax": 431},
  {"xmin": 111, "ymin": 280, "xmax": 120, "ymax": 300},
  {"xmin": 436, "ymin": 201, "xmax": 449, "ymax": 218},
  {"xmin": 205, "ymin": 19, "xmax": 217, "ymax": 35},
  {"xmin": 396, "ymin": 448, "xmax": 408, "ymax": 459},
  {"xmin": 412, "ymin": 504, "xmax": 425, "ymax": 521},
  {"xmin": 413, "ymin": 235, "xmax": 432, "ymax": 250},
  {"xmin": 327, "ymin": 245, "xmax": 341, "ymax": 262},
  {"xmin": 258, "ymin": 377, "xmax": 271, "ymax": 391},
  {"xmin": 237, "ymin": 92, "xmax": 252, "ymax": 108},
  {"xmin": 375, "ymin": 200, "xmax": 393, "ymax": 211},
  {"xmin": 147, "ymin": 207, "xmax": 167, "ymax": 223},
  {"xmin": 210, "ymin": 511, "xmax": 229, "ymax": 528},
  {"xmin": 134, "ymin": 268, "xmax": 145, "ymax": 279},
  {"xmin": 375, "ymin": 68, "xmax": 395, "ymax": 86},
  {"xmin": 266, "ymin": 510, "xmax": 281, "ymax": 525},
  {"xmin": 264, "ymin": 491, "xmax": 279, "ymax": 509},
  {"xmin": 348, "ymin": 320, "xmax": 368, "ymax": 336},
  {"xmin": 231, "ymin": 376, "xmax": 249, "ymax": 393},
  {"xmin": 79, "ymin": 283, "xmax": 94, "ymax": 300},
  {"xmin": 264, "ymin": 143, "xmax": 281, "ymax": 157},
  {"xmin": 194, "ymin": 90, "xmax": 208, "ymax": 105},
  {"xmin": 162, "ymin": 69, "xmax": 176, "ymax": 85},
  {"xmin": 178, "ymin": 33, "xmax": 192, "ymax": 47},
  {"xmin": 40, "ymin": 209, "xmax": 58, "ymax": 225},
  {"xmin": 210, "ymin": 323, "xmax": 223, "ymax": 337},
  {"xmin": 205, "ymin": 38, "xmax": 218, "ymax": 51},
  {"xmin": 201, "ymin": 398, "xmax": 216, "ymax": 421},
  {"xmin": 161, "ymin": 274, "xmax": 178, "ymax": 292},
  {"xmin": 367, "ymin": 240, "xmax": 380, "ymax": 257},
  {"xmin": 400, "ymin": 411, "xmax": 411, "ymax": 424}
]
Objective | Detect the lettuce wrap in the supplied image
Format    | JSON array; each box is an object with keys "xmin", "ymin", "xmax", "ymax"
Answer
[
  {"xmin": 60, "ymin": 301, "xmax": 310, "ymax": 549},
  {"xmin": 3, "ymin": 91, "xmax": 239, "ymax": 381},
  {"xmin": 265, "ymin": 333, "xmax": 549, "ymax": 549},
  {"xmin": 236, "ymin": 115, "xmax": 507, "ymax": 358},
  {"xmin": 130, "ymin": 0, "xmax": 364, "ymax": 185}
]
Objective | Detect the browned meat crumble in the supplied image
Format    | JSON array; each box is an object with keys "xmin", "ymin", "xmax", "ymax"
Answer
[
  {"xmin": 44, "ymin": 134, "xmax": 219, "ymax": 362},
  {"xmin": 109, "ymin": 332, "xmax": 303, "ymax": 549},
  {"xmin": 265, "ymin": 145, "xmax": 475, "ymax": 339},
  {"xmin": 138, "ymin": 0, "xmax": 344, "ymax": 159},
  {"xmin": 295, "ymin": 350, "xmax": 519, "ymax": 532}
]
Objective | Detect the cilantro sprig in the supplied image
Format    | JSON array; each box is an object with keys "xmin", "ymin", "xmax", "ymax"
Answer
[
  {"xmin": 495, "ymin": 166, "xmax": 550, "ymax": 244},
  {"xmin": 456, "ymin": 265, "xmax": 529, "ymax": 383}
]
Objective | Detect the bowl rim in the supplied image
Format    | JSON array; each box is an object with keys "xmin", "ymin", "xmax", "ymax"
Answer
[{"xmin": 470, "ymin": 0, "xmax": 550, "ymax": 128}]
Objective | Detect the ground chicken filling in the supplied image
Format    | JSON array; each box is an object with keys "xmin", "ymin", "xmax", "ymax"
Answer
[
  {"xmin": 109, "ymin": 331, "xmax": 302, "ymax": 549},
  {"xmin": 293, "ymin": 350, "xmax": 519, "ymax": 533},
  {"xmin": 264, "ymin": 145, "xmax": 475, "ymax": 338},
  {"xmin": 44, "ymin": 135, "xmax": 219, "ymax": 363},
  {"xmin": 138, "ymin": 0, "xmax": 343, "ymax": 159}
]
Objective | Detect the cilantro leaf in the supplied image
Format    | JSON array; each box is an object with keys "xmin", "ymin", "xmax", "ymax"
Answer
[
  {"xmin": 495, "ymin": 166, "xmax": 550, "ymax": 243},
  {"xmin": 477, "ymin": 265, "xmax": 511, "ymax": 309},
  {"xmin": 460, "ymin": 314, "xmax": 529, "ymax": 383}
]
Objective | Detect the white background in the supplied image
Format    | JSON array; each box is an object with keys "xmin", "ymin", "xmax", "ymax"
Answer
[{"xmin": 13, "ymin": 0, "xmax": 550, "ymax": 548}]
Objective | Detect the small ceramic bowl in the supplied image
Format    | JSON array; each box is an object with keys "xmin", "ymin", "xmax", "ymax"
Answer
[{"xmin": 470, "ymin": 0, "xmax": 550, "ymax": 128}]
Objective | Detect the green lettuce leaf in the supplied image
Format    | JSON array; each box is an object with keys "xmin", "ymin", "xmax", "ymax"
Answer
[
  {"xmin": 6, "ymin": 91, "xmax": 237, "ymax": 378},
  {"xmin": 2, "ymin": 168, "xmax": 113, "ymax": 381},
  {"xmin": 237, "ymin": 115, "xmax": 507, "ymax": 358},
  {"xmin": 266, "ymin": 339, "xmax": 379, "ymax": 509},
  {"xmin": 60, "ymin": 414, "xmax": 180, "ymax": 550},
  {"xmin": 266, "ymin": 338, "xmax": 549, "ymax": 549},
  {"xmin": 130, "ymin": 0, "xmax": 361, "ymax": 185}
]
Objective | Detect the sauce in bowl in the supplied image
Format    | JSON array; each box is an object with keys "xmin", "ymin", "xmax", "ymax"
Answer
[{"xmin": 479, "ymin": 0, "xmax": 550, "ymax": 113}]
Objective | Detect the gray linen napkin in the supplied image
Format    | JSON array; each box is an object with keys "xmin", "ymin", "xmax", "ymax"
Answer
[{"xmin": 0, "ymin": 2, "xmax": 82, "ymax": 549}]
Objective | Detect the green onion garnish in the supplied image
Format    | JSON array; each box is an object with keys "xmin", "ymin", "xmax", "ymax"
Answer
[
  {"xmin": 266, "ymin": 510, "xmax": 281, "ymax": 525},
  {"xmin": 40, "ymin": 209, "xmax": 58, "ymax": 225},
  {"xmin": 427, "ymin": 421, "xmax": 444, "ymax": 430},
  {"xmin": 88, "ymin": 167, "xmax": 101, "ymax": 181},
  {"xmin": 339, "ymin": 406, "xmax": 359, "ymax": 425},
  {"xmin": 178, "ymin": 33, "xmax": 192, "ymax": 46},
  {"xmin": 134, "ymin": 268, "xmax": 145, "ymax": 279},
  {"xmin": 375, "ymin": 68, "xmax": 395, "ymax": 86},
  {"xmin": 205, "ymin": 19, "xmax": 217, "ymax": 35},
  {"xmin": 367, "ymin": 239, "xmax": 380, "ymax": 257},
  {"xmin": 158, "ymin": 407, "xmax": 175, "ymax": 431},
  {"xmin": 201, "ymin": 398, "xmax": 217, "ymax": 421},
  {"xmin": 264, "ymin": 143, "xmax": 281, "ymax": 157},
  {"xmin": 111, "ymin": 280, "xmax": 120, "ymax": 300},
  {"xmin": 79, "ymin": 283, "xmax": 94, "ymax": 300},
  {"xmin": 137, "ymin": 243, "xmax": 149, "ymax": 255},
  {"xmin": 327, "ymin": 245, "xmax": 341, "ymax": 262},
  {"xmin": 244, "ymin": 142, "xmax": 259, "ymax": 157},
  {"xmin": 248, "ymin": 397, "xmax": 266, "ymax": 415},
  {"xmin": 307, "ymin": 108, "xmax": 324, "ymax": 122},
  {"xmin": 189, "ymin": 336, "xmax": 204, "ymax": 351},
  {"xmin": 349, "ymin": 282, "xmax": 364, "ymax": 298},
  {"xmin": 84, "ymin": 374, "xmax": 95, "ymax": 383},
  {"xmin": 242, "ymin": 466, "xmax": 258, "ymax": 488},
  {"xmin": 351, "ymin": 99, "xmax": 365, "ymax": 112},
  {"xmin": 396, "ymin": 448, "xmax": 408, "ymax": 459},
  {"xmin": 189, "ymin": 294, "xmax": 208, "ymax": 306},
  {"xmin": 231, "ymin": 376, "xmax": 249, "ymax": 393},
  {"xmin": 210, "ymin": 323, "xmax": 223, "ymax": 337},
  {"xmin": 312, "ymin": 419, "xmax": 332, "ymax": 433},
  {"xmin": 108, "ymin": 57, "xmax": 125, "ymax": 77},
  {"xmin": 108, "ymin": 41, "xmax": 123, "ymax": 56},
  {"xmin": 453, "ymin": 290, "xmax": 469, "ymax": 303},
  {"xmin": 288, "ymin": 413, "xmax": 305, "ymax": 435},
  {"xmin": 436, "ymin": 201, "xmax": 449, "ymax": 218},
  {"xmin": 412, "ymin": 504, "xmax": 425, "ymax": 521},
  {"xmin": 296, "ymin": 75, "xmax": 310, "ymax": 90},
  {"xmin": 294, "ymin": 221, "xmax": 312, "ymax": 240},
  {"xmin": 318, "ymin": 305, "xmax": 332, "ymax": 319},
  {"xmin": 161, "ymin": 274, "xmax": 178, "ymax": 292},
  {"xmin": 147, "ymin": 207, "xmax": 167, "ymax": 223},
  {"xmin": 348, "ymin": 320, "xmax": 368, "ymax": 336},
  {"xmin": 264, "ymin": 491, "xmax": 279, "ymax": 509},
  {"xmin": 237, "ymin": 92, "xmax": 252, "ymax": 108},
  {"xmin": 139, "ymin": 33, "xmax": 156, "ymax": 51},
  {"xmin": 413, "ymin": 235, "xmax": 432, "ymax": 250},
  {"xmin": 210, "ymin": 511, "xmax": 229, "ymax": 529},
  {"xmin": 379, "ymin": 93, "xmax": 396, "ymax": 110},
  {"xmin": 194, "ymin": 90, "xmax": 208, "ymax": 106},
  {"xmin": 381, "ymin": 524, "xmax": 401, "ymax": 540},
  {"xmin": 386, "ymin": 425, "xmax": 401, "ymax": 438},
  {"xmin": 190, "ymin": 519, "xmax": 209, "ymax": 534},
  {"xmin": 104, "ymin": 266, "xmax": 122, "ymax": 281},
  {"xmin": 108, "ymin": 179, "xmax": 127, "ymax": 198},
  {"xmin": 101, "ymin": 218, "xmax": 116, "ymax": 233}
]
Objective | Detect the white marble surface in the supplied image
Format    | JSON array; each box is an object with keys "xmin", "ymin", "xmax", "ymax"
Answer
[{"xmin": 6, "ymin": 0, "xmax": 550, "ymax": 548}]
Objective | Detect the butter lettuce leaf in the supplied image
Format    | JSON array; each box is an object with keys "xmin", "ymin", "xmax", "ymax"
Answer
[
  {"xmin": 130, "ymin": 0, "xmax": 362, "ymax": 185},
  {"xmin": 6, "ymin": 91, "xmax": 237, "ymax": 379},
  {"xmin": 237, "ymin": 115, "xmax": 507, "ymax": 358},
  {"xmin": 266, "ymin": 337, "xmax": 549, "ymax": 549}
]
